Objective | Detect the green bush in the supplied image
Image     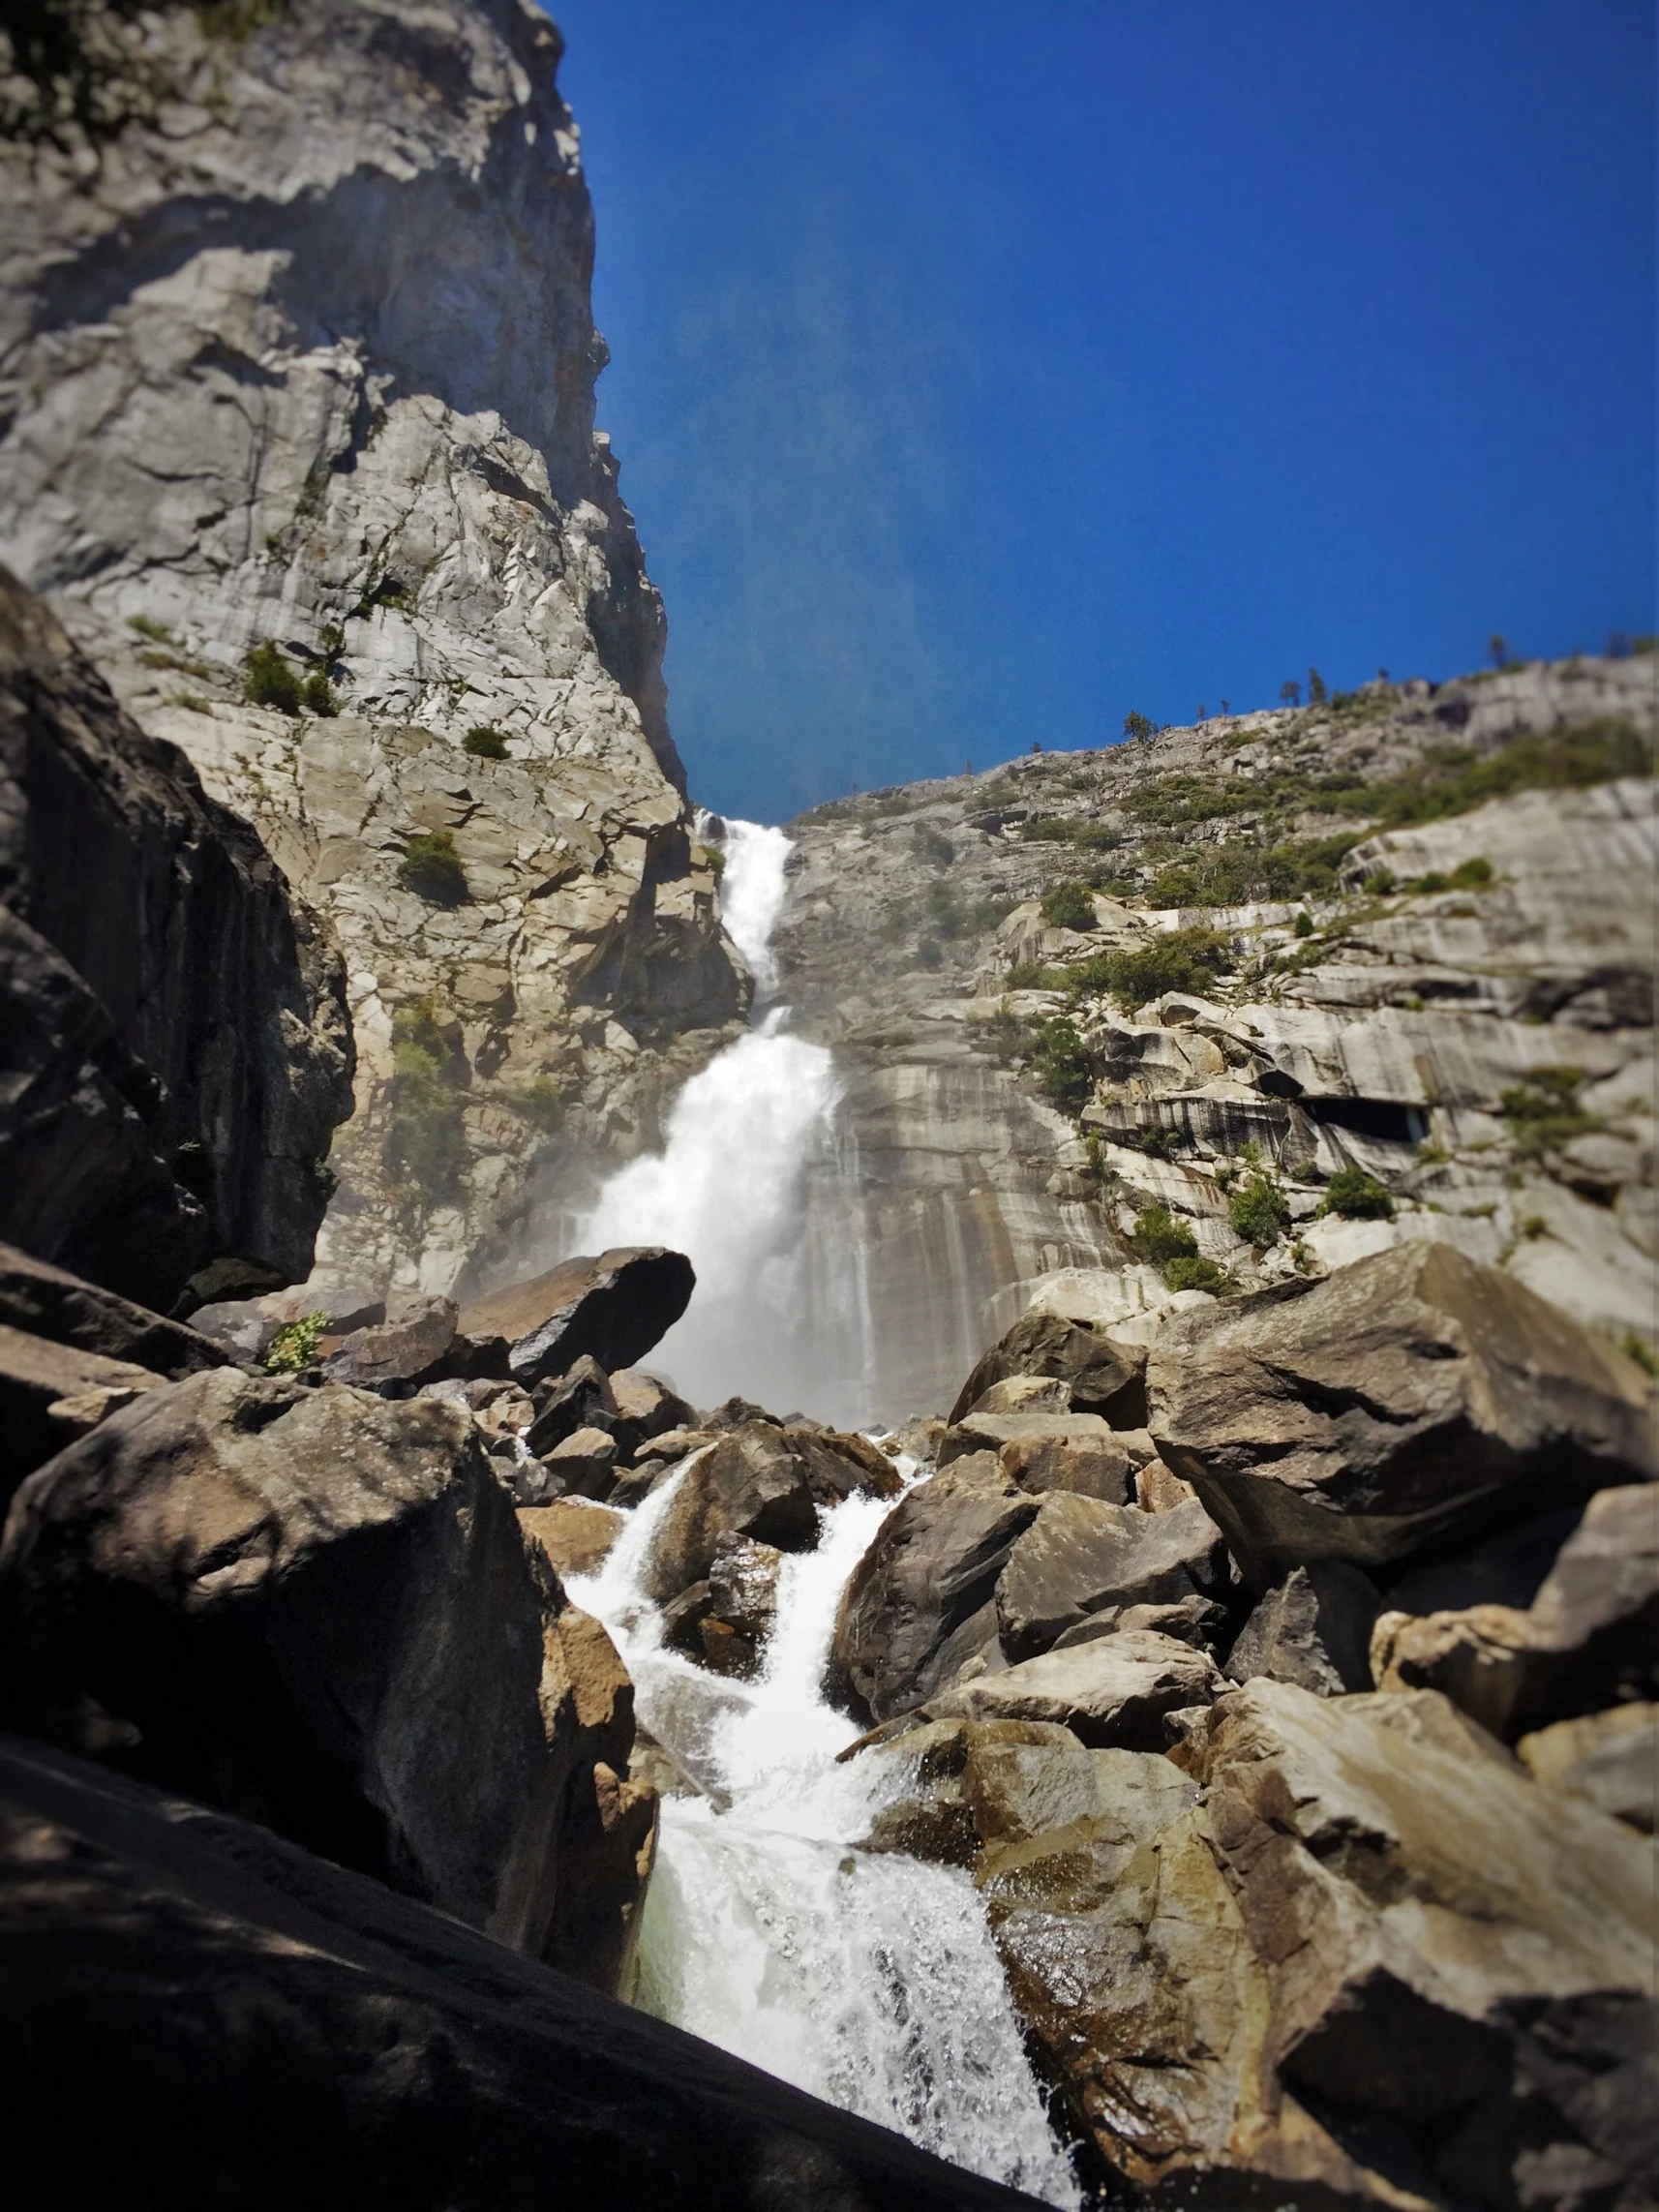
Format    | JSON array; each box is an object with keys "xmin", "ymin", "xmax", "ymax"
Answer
[
  {"xmin": 303, "ymin": 669, "xmax": 336, "ymax": 716},
  {"xmin": 1122, "ymin": 711, "xmax": 1156, "ymax": 742},
  {"xmin": 385, "ymin": 1001, "xmax": 467, "ymax": 1193},
  {"xmin": 1500, "ymin": 1067, "xmax": 1599, "ymax": 1160},
  {"xmin": 1069, "ymin": 926, "xmax": 1230, "ymax": 1010},
  {"xmin": 1033, "ymin": 1017, "xmax": 1091, "ymax": 1112},
  {"xmin": 264, "ymin": 1312, "xmax": 328, "ymax": 1373},
  {"xmin": 464, "ymin": 726, "xmax": 509, "ymax": 759},
  {"xmin": 1229, "ymin": 1173, "xmax": 1290, "ymax": 1247},
  {"xmin": 244, "ymin": 641, "xmax": 303, "ymax": 715},
  {"xmin": 918, "ymin": 937, "xmax": 944, "ymax": 970},
  {"xmin": 1293, "ymin": 911, "xmax": 1315, "ymax": 938},
  {"xmin": 1131, "ymin": 1203, "xmax": 1197, "ymax": 1267},
  {"xmin": 1130, "ymin": 1125, "xmax": 1182, "ymax": 1160},
  {"xmin": 1162, "ymin": 1255, "xmax": 1235, "ymax": 1294},
  {"xmin": 1317, "ymin": 1165, "xmax": 1396, "ymax": 1220},
  {"xmin": 1041, "ymin": 880, "xmax": 1096, "ymax": 930},
  {"xmin": 397, "ymin": 829, "xmax": 469, "ymax": 906},
  {"xmin": 511, "ymin": 1076, "xmax": 565, "ymax": 1134}
]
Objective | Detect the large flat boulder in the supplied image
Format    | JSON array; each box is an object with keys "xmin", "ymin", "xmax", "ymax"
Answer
[
  {"xmin": 1147, "ymin": 1242, "xmax": 1653, "ymax": 1587},
  {"xmin": 0, "ymin": 571, "xmax": 351, "ymax": 1310},
  {"xmin": 830, "ymin": 1458, "xmax": 1041, "ymax": 1723},
  {"xmin": 0, "ymin": 1366, "xmax": 648, "ymax": 1980},
  {"xmin": 645, "ymin": 1424, "xmax": 818, "ymax": 1603},
  {"xmin": 0, "ymin": 1241, "xmax": 226, "ymax": 1379},
  {"xmin": 938, "ymin": 1409, "xmax": 1122, "ymax": 1469},
  {"xmin": 949, "ymin": 1309, "xmax": 1148, "ymax": 1427},
  {"xmin": 993, "ymin": 1677, "xmax": 1656, "ymax": 2206},
  {"xmin": 1518, "ymin": 1704, "xmax": 1656, "ymax": 1833},
  {"xmin": 460, "ymin": 1248, "xmax": 694, "ymax": 1389},
  {"xmin": 931, "ymin": 1631, "xmax": 1224, "ymax": 1751},
  {"xmin": 0, "ymin": 1734, "xmax": 1044, "ymax": 2212},
  {"xmin": 995, "ymin": 1492, "xmax": 1228, "ymax": 1661},
  {"xmin": 0, "ymin": 1322, "xmax": 166, "ymax": 1508}
]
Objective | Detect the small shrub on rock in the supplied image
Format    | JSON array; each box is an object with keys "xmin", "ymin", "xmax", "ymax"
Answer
[
  {"xmin": 1078, "ymin": 926, "xmax": 1230, "ymax": 1010},
  {"xmin": 464, "ymin": 726, "xmax": 509, "ymax": 759},
  {"xmin": 1293, "ymin": 911, "xmax": 1315, "ymax": 938},
  {"xmin": 1163, "ymin": 1254, "xmax": 1235, "ymax": 1294},
  {"xmin": 303, "ymin": 669, "xmax": 337, "ymax": 716},
  {"xmin": 1041, "ymin": 879, "xmax": 1095, "ymax": 930},
  {"xmin": 1500, "ymin": 1066, "xmax": 1599, "ymax": 1160},
  {"xmin": 397, "ymin": 829, "xmax": 469, "ymax": 906},
  {"xmin": 244, "ymin": 640, "xmax": 303, "ymax": 715},
  {"xmin": 1131, "ymin": 1203, "xmax": 1197, "ymax": 1267},
  {"xmin": 385, "ymin": 1000, "xmax": 467, "ymax": 1194},
  {"xmin": 912, "ymin": 821, "xmax": 954, "ymax": 866},
  {"xmin": 1317, "ymin": 1165, "xmax": 1396, "ymax": 1220},
  {"xmin": 1230, "ymin": 1173, "xmax": 1290, "ymax": 1247},
  {"xmin": 1034, "ymin": 1017, "xmax": 1091, "ymax": 1111},
  {"xmin": 264, "ymin": 1312, "xmax": 328, "ymax": 1373}
]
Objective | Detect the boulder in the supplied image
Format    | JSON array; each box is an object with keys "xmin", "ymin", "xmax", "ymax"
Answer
[
  {"xmin": 645, "ymin": 1425, "xmax": 817, "ymax": 1603},
  {"xmin": 963, "ymin": 1376, "xmax": 1071, "ymax": 1419},
  {"xmin": 518, "ymin": 1500, "xmax": 624, "ymax": 1583},
  {"xmin": 526, "ymin": 1355, "xmax": 618, "ymax": 1456},
  {"xmin": 320, "ymin": 1294, "xmax": 458, "ymax": 1387},
  {"xmin": 0, "ymin": 1323, "xmax": 166, "ymax": 1507},
  {"xmin": 830, "ymin": 1457, "xmax": 1041, "ymax": 1723},
  {"xmin": 0, "ymin": 570, "xmax": 351, "ymax": 1310},
  {"xmin": 1051, "ymin": 1595, "xmax": 1225, "ymax": 1652},
  {"xmin": 993, "ymin": 1678, "xmax": 1657, "ymax": 2206},
  {"xmin": 708, "ymin": 1532, "xmax": 783, "ymax": 1650},
  {"xmin": 1371, "ymin": 1484, "xmax": 1659, "ymax": 1738},
  {"xmin": 784, "ymin": 1422, "xmax": 903, "ymax": 1504},
  {"xmin": 931, "ymin": 1631, "xmax": 1224, "ymax": 1751},
  {"xmin": 633, "ymin": 1424, "xmax": 716, "ymax": 1465},
  {"xmin": 997, "ymin": 1430, "xmax": 1134, "ymax": 1505},
  {"xmin": 607, "ymin": 1369, "xmax": 696, "ymax": 1454},
  {"xmin": 883, "ymin": 1414, "xmax": 947, "ymax": 1464},
  {"xmin": 0, "ymin": 1366, "xmax": 644, "ymax": 1973},
  {"xmin": 857, "ymin": 1716, "xmax": 1090, "ymax": 1867},
  {"xmin": 1518, "ymin": 1705, "xmax": 1656, "ymax": 1833},
  {"xmin": 0, "ymin": 1242, "xmax": 226, "ymax": 1379},
  {"xmin": 949, "ymin": 1310, "xmax": 1147, "ymax": 1427},
  {"xmin": 1147, "ymin": 1242, "xmax": 1653, "ymax": 1587},
  {"xmin": 460, "ymin": 1249, "xmax": 695, "ymax": 1390},
  {"xmin": 0, "ymin": 1737, "xmax": 1031, "ymax": 2212},
  {"xmin": 1382, "ymin": 1503, "xmax": 1586, "ymax": 1617},
  {"xmin": 995, "ymin": 1493, "xmax": 1228, "ymax": 1662},
  {"xmin": 700, "ymin": 1395, "xmax": 784, "ymax": 1432},
  {"xmin": 541, "ymin": 1425, "xmax": 620, "ymax": 1500},
  {"xmin": 1223, "ymin": 1561, "xmax": 1381, "ymax": 1697},
  {"xmin": 937, "ymin": 1409, "xmax": 1121, "ymax": 1470},
  {"xmin": 1133, "ymin": 1459, "xmax": 1196, "ymax": 1511},
  {"xmin": 190, "ymin": 1286, "xmax": 385, "ymax": 1366}
]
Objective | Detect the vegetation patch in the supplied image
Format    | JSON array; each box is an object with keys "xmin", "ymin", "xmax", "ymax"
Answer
[
  {"xmin": 1146, "ymin": 832, "xmax": 1358, "ymax": 909},
  {"xmin": 1316, "ymin": 1166, "xmax": 1397, "ymax": 1220},
  {"xmin": 302, "ymin": 669, "xmax": 336, "ymax": 716},
  {"xmin": 912, "ymin": 822, "xmax": 955, "ymax": 866},
  {"xmin": 1033, "ymin": 1018, "xmax": 1092, "ymax": 1112},
  {"xmin": 1131, "ymin": 1203, "xmax": 1236, "ymax": 1293},
  {"xmin": 1040, "ymin": 880, "xmax": 1096, "ymax": 930},
  {"xmin": 1229, "ymin": 1173, "xmax": 1290, "ymax": 1247},
  {"xmin": 464, "ymin": 726, "xmax": 509, "ymax": 759},
  {"xmin": 385, "ymin": 1000, "xmax": 468, "ymax": 1196},
  {"xmin": 397, "ymin": 829, "xmax": 470, "ymax": 907},
  {"xmin": 263, "ymin": 1311, "xmax": 327, "ymax": 1374},
  {"xmin": 244, "ymin": 641, "xmax": 304, "ymax": 716},
  {"xmin": 1063, "ymin": 926, "xmax": 1231, "ymax": 1010},
  {"xmin": 1500, "ymin": 1067, "xmax": 1600, "ymax": 1160}
]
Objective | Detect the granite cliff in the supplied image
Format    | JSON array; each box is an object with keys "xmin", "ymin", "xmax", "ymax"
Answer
[{"xmin": 0, "ymin": 0, "xmax": 747, "ymax": 1299}]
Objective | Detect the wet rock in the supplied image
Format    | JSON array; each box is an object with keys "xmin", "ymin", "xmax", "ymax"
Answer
[
  {"xmin": 0, "ymin": 1243, "xmax": 226, "ymax": 1379},
  {"xmin": 883, "ymin": 1415, "xmax": 947, "ymax": 1464},
  {"xmin": 320, "ymin": 1294, "xmax": 458, "ymax": 1387},
  {"xmin": 830, "ymin": 1456, "xmax": 1040, "ymax": 1723},
  {"xmin": 994, "ymin": 1677, "xmax": 1657, "ymax": 2206},
  {"xmin": 995, "ymin": 1493, "xmax": 1228, "ymax": 1662},
  {"xmin": 646, "ymin": 1424, "xmax": 817, "ymax": 1603},
  {"xmin": 518, "ymin": 1500, "xmax": 624, "ymax": 1583},
  {"xmin": 1518, "ymin": 1705, "xmax": 1656, "ymax": 1833},
  {"xmin": 0, "ymin": 1367, "xmax": 639, "ymax": 1967},
  {"xmin": 0, "ymin": 1734, "xmax": 1035, "ymax": 2212},
  {"xmin": 785, "ymin": 1423, "xmax": 904, "ymax": 1504},
  {"xmin": 997, "ymin": 1430, "xmax": 1134, "ymax": 1505},
  {"xmin": 1371, "ymin": 1484, "xmax": 1659, "ymax": 1737},
  {"xmin": 526, "ymin": 1355, "xmax": 618, "ymax": 1456},
  {"xmin": 708, "ymin": 1533, "xmax": 783, "ymax": 1648},
  {"xmin": 858, "ymin": 1717, "xmax": 1086, "ymax": 1867},
  {"xmin": 1148, "ymin": 1242, "xmax": 1654, "ymax": 1588},
  {"xmin": 931, "ymin": 1631, "xmax": 1224, "ymax": 1751},
  {"xmin": 0, "ymin": 1324, "xmax": 166, "ymax": 1507},
  {"xmin": 949, "ymin": 1311, "xmax": 1147, "ymax": 1427},
  {"xmin": 1223, "ymin": 1561, "xmax": 1381, "ymax": 1697},
  {"xmin": 460, "ymin": 1249, "xmax": 695, "ymax": 1391},
  {"xmin": 937, "ymin": 1409, "xmax": 1121, "ymax": 1470},
  {"xmin": 0, "ymin": 574, "xmax": 353, "ymax": 1314}
]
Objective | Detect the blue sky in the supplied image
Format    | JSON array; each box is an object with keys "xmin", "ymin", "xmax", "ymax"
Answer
[{"xmin": 548, "ymin": 2, "xmax": 1655, "ymax": 823}]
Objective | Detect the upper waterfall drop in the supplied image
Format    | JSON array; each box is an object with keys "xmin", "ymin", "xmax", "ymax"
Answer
[{"xmin": 703, "ymin": 814, "xmax": 792, "ymax": 1002}]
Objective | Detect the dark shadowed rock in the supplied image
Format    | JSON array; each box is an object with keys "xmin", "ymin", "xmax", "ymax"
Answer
[
  {"xmin": 931, "ymin": 1631, "xmax": 1224, "ymax": 1750},
  {"xmin": 1519, "ymin": 1705, "xmax": 1657, "ymax": 1833},
  {"xmin": 0, "ymin": 1366, "xmax": 646, "ymax": 1976},
  {"xmin": 460, "ymin": 1248, "xmax": 694, "ymax": 1389},
  {"xmin": 695, "ymin": 1534, "xmax": 785, "ymax": 1680},
  {"xmin": 1223, "ymin": 1561, "xmax": 1381, "ymax": 1697},
  {"xmin": 831, "ymin": 1457, "xmax": 1041, "ymax": 1723},
  {"xmin": 0, "ymin": 1242, "xmax": 226, "ymax": 1378},
  {"xmin": 646, "ymin": 1426, "xmax": 817, "ymax": 1603},
  {"xmin": 540, "ymin": 1425, "xmax": 619, "ymax": 1500},
  {"xmin": 320, "ymin": 1293, "xmax": 458, "ymax": 1386},
  {"xmin": 0, "ymin": 1735, "xmax": 1045, "ymax": 2212},
  {"xmin": 1148, "ymin": 1243, "xmax": 1654, "ymax": 1588},
  {"xmin": 1372, "ymin": 1484, "xmax": 1659, "ymax": 1738},
  {"xmin": 0, "ymin": 1323, "xmax": 166, "ymax": 1507},
  {"xmin": 0, "ymin": 572, "xmax": 351, "ymax": 1310},
  {"xmin": 526, "ymin": 1354, "xmax": 618, "ymax": 1455},
  {"xmin": 949, "ymin": 1311, "xmax": 1147, "ymax": 1427},
  {"xmin": 1382, "ymin": 1504, "xmax": 1586, "ymax": 1618},
  {"xmin": 995, "ymin": 1493, "xmax": 1228, "ymax": 1662}
]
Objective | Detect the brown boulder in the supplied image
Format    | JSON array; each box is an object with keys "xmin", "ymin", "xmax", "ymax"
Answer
[
  {"xmin": 930, "ymin": 1631, "xmax": 1224, "ymax": 1750},
  {"xmin": 0, "ymin": 1241, "xmax": 226, "ymax": 1379},
  {"xmin": 997, "ymin": 1430, "xmax": 1134, "ymax": 1505},
  {"xmin": 995, "ymin": 1492, "xmax": 1228, "ymax": 1661},
  {"xmin": 830, "ymin": 1456, "xmax": 1040, "ymax": 1723},
  {"xmin": 1148, "ymin": 1242, "xmax": 1653, "ymax": 1588},
  {"xmin": 785, "ymin": 1422, "xmax": 903, "ymax": 1504},
  {"xmin": 460, "ymin": 1248, "xmax": 694, "ymax": 1389},
  {"xmin": 1133, "ymin": 1459, "xmax": 1196, "ymax": 1511},
  {"xmin": 525, "ymin": 1355, "xmax": 618, "ymax": 1455},
  {"xmin": 1518, "ymin": 1705, "xmax": 1656, "ymax": 1833},
  {"xmin": 539, "ymin": 1425, "xmax": 619, "ymax": 1500},
  {"xmin": 608, "ymin": 1368, "xmax": 696, "ymax": 1453},
  {"xmin": 1223, "ymin": 1561, "xmax": 1381, "ymax": 1697},
  {"xmin": 938, "ymin": 1409, "xmax": 1122, "ymax": 1469},
  {"xmin": 0, "ymin": 1366, "xmax": 644, "ymax": 1976},
  {"xmin": 517, "ymin": 1499, "xmax": 624, "ymax": 1582},
  {"xmin": 645, "ymin": 1424, "xmax": 817, "ymax": 1602},
  {"xmin": 949, "ymin": 1310, "xmax": 1147, "ymax": 1427}
]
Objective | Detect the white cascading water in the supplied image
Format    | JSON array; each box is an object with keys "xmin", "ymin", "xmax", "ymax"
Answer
[{"xmin": 565, "ymin": 1467, "xmax": 1080, "ymax": 2206}]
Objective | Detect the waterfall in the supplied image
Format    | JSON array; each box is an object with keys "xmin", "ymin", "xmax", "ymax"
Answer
[{"xmin": 564, "ymin": 1470, "xmax": 1081, "ymax": 2207}]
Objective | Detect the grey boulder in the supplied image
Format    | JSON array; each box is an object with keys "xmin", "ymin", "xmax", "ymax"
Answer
[
  {"xmin": 1223, "ymin": 1561, "xmax": 1381, "ymax": 1697},
  {"xmin": 995, "ymin": 1492, "xmax": 1228, "ymax": 1662},
  {"xmin": 645, "ymin": 1424, "xmax": 818, "ymax": 1603},
  {"xmin": 460, "ymin": 1248, "xmax": 695, "ymax": 1390}
]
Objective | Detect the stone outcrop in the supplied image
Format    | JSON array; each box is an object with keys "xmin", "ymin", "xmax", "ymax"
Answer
[
  {"xmin": 1518, "ymin": 1704, "xmax": 1656, "ymax": 1833},
  {"xmin": 1223, "ymin": 1561, "xmax": 1380, "ymax": 1696},
  {"xmin": 0, "ymin": 570, "xmax": 352, "ymax": 1311},
  {"xmin": 0, "ymin": 1364, "xmax": 650, "ymax": 1981},
  {"xmin": 460, "ymin": 1245, "xmax": 695, "ymax": 1387},
  {"xmin": 0, "ymin": 1733, "xmax": 1046, "ymax": 2212},
  {"xmin": 1146, "ymin": 1241, "xmax": 1652, "ymax": 1587},
  {"xmin": 645, "ymin": 1425, "xmax": 819, "ymax": 1604},
  {"xmin": 994, "ymin": 1492, "xmax": 1227, "ymax": 1661},
  {"xmin": 0, "ymin": 1240, "xmax": 227, "ymax": 1378},
  {"xmin": 931, "ymin": 1631, "xmax": 1224, "ymax": 1750},
  {"xmin": 0, "ymin": 0, "xmax": 746, "ymax": 1298}
]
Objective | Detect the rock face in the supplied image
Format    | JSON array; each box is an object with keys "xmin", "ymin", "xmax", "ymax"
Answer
[
  {"xmin": 0, "ymin": 1735, "xmax": 1045, "ymax": 2212},
  {"xmin": 0, "ymin": 0, "xmax": 746, "ymax": 1298},
  {"xmin": 0, "ymin": 1366, "xmax": 649, "ymax": 1980},
  {"xmin": 1147, "ymin": 1241, "xmax": 1652, "ymax": 1587},
  {"xmin": 773, "ymin": 654, "xmax": 1655, "ymax": 1418},
  {"xmin": 994, "ymin": 1492, "xmax": 1227, "ymax": 1661},
  {"xmin": 0, "ymin": 572, "xmax": 352, "ymax": 1310},
  {"xmin": 1223, "ymin": 1561, "xmax": 1380, "ymax": 1696}
]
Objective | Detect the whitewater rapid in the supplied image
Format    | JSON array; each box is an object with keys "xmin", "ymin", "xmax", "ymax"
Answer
[{"xmin": 564, "ymin": 1468, "xmax": 1081, "ymax": 2205}]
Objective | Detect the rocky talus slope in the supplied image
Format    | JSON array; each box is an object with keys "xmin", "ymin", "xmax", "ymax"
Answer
[
  {"xmin": 0, "ymin": 0, "xmax": 746, "ymax": 1298},
  {"xmin": 777, "ymin": 654, "xmax": 1656, "ymax": 1409}
]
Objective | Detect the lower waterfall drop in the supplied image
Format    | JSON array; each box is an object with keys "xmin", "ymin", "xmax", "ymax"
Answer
[{"xmin": 565, "ymin": 1470, "xmax": 1081, "ymax": 2208}]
